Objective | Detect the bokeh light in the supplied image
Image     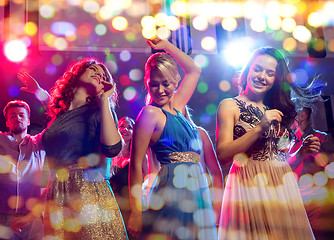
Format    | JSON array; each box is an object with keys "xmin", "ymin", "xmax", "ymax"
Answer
[
  {"xmin": 219, "ymin": 80, "xmax": 231, "ymax": 92},
  {"xmin": 123, "ymin": 87, "xmax": 138, "ymax": 102},
  {"xmin": 200, "ymin": 114, "xmax": 211, "ymax": 125},
  {"xmin": 283, "ymin": 37, "xmax": 297, "ymax": 52},
  {"xmin": 192, "ymin": 16, "xmax": 209, "ymax": 31},
  {"xmin": 291, "ymin": 68, "xmax": 309, "ymax": 88},
  {"xmin": 308, "ymin": 12, "xmax": 324, "ymax": 28},
  {"xmin": 129, "ymin": 69, "xmax": 143, "ymax": 82},
  {"xmin": 51, "ymin": 22, "xmax": 76, "ymax": 36},
  {"xmin": 95, "ymin": 24, "xmax": 107, "ymax": 36},
  {"xmin": 40, "ymin": 4, "xmax": 55, "ymax": 19},
  {"xmin": 222, "ymin": 17, "xmax": 238, "ymax": 31},
  {"xmin": 166, "ymin": 16, "xmax": 180, "ymax": 31},
  {"xmin": 197, "ymin": 82, "xmax": 208, "ymax": 94},
  {"xmin": 4, "ymin": 40, "xmax": 28, "ymax": 62},
  {"xmin": 156, "ymin": 27, "xmax": 171, "ymax": 40},
  {"xmin": 112, "ymin": 16, "xmax": 128, "ymax": 31},
  {"xmin": 293, "ymin": 26, "xmax": 312, "ymax": 43},
  {"xmin": 8, "ymin": 85, "xmax": 20, "ymax": 97},
  {"xmin": 194, "ymin": 54, "xmax": 209, "ymax": 68},
  {"xmin": 141, "ymin": 16, "xmax": 156, "ymax": 29},
  {"xmin": 155, "ymin": 13, "xmax": 168, "ymax": 27},
  {"xmin": 45, "ymin": 64, "xmax": 57, "ymax": 75},
  {"xmin": 83, "ymin": 0, "xmax": 99, "ymax": 14},
  {"xmin": 200, "ymin": 37, "xmax": 216, "ymax": 51},
  {"xmin": 25, "ymin": 22, "xmax": 38, "ymax": 36},
  {"xmin": 119, "ymin": 50, "xmax": 131, "ymax": 62},
  {"xmin": 171, "ymin": 1, "xmax": 188, "ymax": 17},
  {"xmin": 267, "ymin": 16, "xmax": 281, "ymax": 30},
  {"xmin": 281, "ymin": 17, "xmax": 296, "ymax": 32},
  {"xmin": 250, "ymin": 17, "xmax": 266, "ymax": 32}
]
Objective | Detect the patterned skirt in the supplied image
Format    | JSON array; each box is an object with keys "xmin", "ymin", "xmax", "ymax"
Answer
[
  {"xmin": 141, "ymin": 152, "xmax": 218, "ymax": 240},
  {"xmin": 43, "ymin": 165, "xmax": 128, "ymax": 240}
]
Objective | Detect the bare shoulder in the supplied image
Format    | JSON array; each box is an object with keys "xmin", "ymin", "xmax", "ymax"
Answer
[
  {"xmin": 136, "ymin": 105, "xmax": 165, "ymax": 127},
  {"xmin": 217, "ymin": 98, "xmax": 238, "ymax": 115}
]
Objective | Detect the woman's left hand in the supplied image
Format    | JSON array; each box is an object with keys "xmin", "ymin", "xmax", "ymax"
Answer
[{"xmin": 97, "ymin": 81, "xmax": 115, "ymax": 103}]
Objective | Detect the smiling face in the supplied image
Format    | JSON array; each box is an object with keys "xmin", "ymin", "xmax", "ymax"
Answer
[
  {"xmin": 245, "ymin": 54, "xmax": 278, "ymax": 96},
  {"xmin": 6, "ymin": 107, "xmax": 30, "ymax": 134},
  {"xmin": 78, "ymin": 64, "xmax": 108, "ymax": 96},
  {"xmin": 118, "ymin": 118, "xmax": 134, "ymax": 143},
  {"xmin": 147, "ymin": 69, "xmax": 178, "ymax": 107}
]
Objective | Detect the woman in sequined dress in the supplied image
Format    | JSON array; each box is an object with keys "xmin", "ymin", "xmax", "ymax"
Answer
[
  {"xmin": 216, "ymin": 47, "xmax": 321, "ymax": 240},
  {"xmin": 18, "ymin": 58, "xmax": 128, "ymax": 239},
  {"xmin": 127, "ymin": 37, "xmax": 217, "ymax": 239}
]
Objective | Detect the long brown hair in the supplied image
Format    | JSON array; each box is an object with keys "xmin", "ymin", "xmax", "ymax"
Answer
[
  {"xmin": 48, "ymin": 58, "xmax": 117, "ymax": 118},
  {"xmin": 238, "ymin": 47, "xmax": 323, "ymax": 129}
]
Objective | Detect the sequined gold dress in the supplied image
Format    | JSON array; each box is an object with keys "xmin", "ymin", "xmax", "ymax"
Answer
[
  {"xmin": 218, "ymin": 98, "xmax": 314, "ymax": 240},
  {"xmin": 141, "ymin": 107, "xmax": 217, "ymax": 240},
  {"xmin": 42, "ymin": 104, "xmax": 128, "ymax": 240}
]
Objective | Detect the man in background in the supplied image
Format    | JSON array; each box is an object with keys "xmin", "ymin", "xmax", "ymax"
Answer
[{"xmin": 0, "ymin": 100, "xmax": 45, "ymax": 240}]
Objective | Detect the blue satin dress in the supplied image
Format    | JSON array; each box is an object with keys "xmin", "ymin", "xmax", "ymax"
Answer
[{"xmin": 141, "ymin": 108, "xmax": 217, "ymax": 240}]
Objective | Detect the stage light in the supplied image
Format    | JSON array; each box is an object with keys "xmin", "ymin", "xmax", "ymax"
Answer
[
  {"xmin": 4, "ymin": 40, "xmax": 28, "ymax": 62},
  {"xmin": 222, "ymin": 38, "xmax": 254, "ymax": 67}
]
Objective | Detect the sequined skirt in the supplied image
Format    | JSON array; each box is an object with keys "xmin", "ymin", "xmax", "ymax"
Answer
[
  {"xmin": 141, "ymin": 152, "xmax": 217, "ymax": 240},
  {"xmin": 44, "ymin": 165, "xmax": 128, "ymax": 240}
]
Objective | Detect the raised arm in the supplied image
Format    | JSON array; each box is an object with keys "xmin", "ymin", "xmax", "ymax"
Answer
[
  {"xmin": 97, "ymin": 81, "xmax": 122, "ymax": 153},
  {"xmin": 128, "ymin": 106, "xmax": 158, "ymax": 238},
  {"xmin": 147, "ymin": 38, "xmax": 201, "ymax": 111},
  {"xmin": 198, "ymin": 127, "xmax": 223, "ymax": 226},
  {"xmin": 216, "ymin": 98, "xmax": 283, "ymax": 165},
  {"xmin": 17, "ymin": 71, "xmax": 50, "ymax": 108}
]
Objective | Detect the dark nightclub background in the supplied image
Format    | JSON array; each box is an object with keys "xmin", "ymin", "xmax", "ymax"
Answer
[{"xmin": 1, "ymin": 0, "xmax": 334, "ymax": 239}]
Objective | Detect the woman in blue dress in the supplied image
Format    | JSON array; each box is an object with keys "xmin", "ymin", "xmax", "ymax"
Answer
[{"xmin": 127, "ymin": 38, "xmax": 217, "ymax": 240}]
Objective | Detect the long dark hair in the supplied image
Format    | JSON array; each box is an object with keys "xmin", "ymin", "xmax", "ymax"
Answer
[
  {"xmin": 48, "ymin": 58, "xmax": 117, "ymax": 118},
  {"xmin": 238, "ymin": 47, "xmax": 323, "ymax": 129}
]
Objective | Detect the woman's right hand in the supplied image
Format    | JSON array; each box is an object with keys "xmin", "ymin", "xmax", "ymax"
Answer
[
  {"xmin": 146, "ymin": 37, "xmax": 170, "ymax": 50},
  {"xmin": 17, "ymin": 71, "xmax": 41, "ymax": 94},
  {"xmin": 127, "ymin": 211, "xmax": 143, "ymax": 238},
  {"xmin": 258, "ymin": 109, "xmax": 284, "ymax": 132}
]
